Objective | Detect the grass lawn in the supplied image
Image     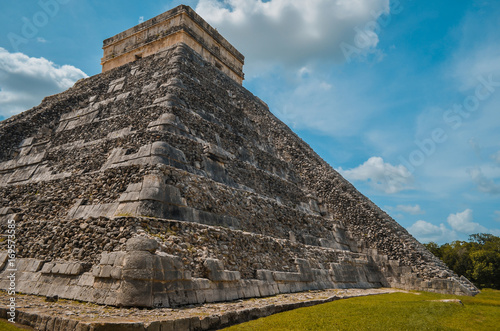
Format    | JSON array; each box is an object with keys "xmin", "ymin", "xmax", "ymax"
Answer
[
  {"xmin": 223, "ymin": 289, "xmax": 500, "ymax": 330},
  {"xmin": 0, "ymin": 319, "xmax": 32, "ymax": 330}
]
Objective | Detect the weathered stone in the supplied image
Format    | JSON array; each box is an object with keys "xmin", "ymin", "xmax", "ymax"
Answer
[{"xmin": 126, "ymin": 237, "xmax": 158, "ymax": 253}]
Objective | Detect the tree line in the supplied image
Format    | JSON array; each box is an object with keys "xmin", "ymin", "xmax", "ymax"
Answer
[{"xmin": 424, "ymin": 233, "xmax": 500, "ymax": 290}]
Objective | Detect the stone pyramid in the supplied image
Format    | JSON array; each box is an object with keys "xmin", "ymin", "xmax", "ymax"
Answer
[{"xmin": 0, "ymin": 5, "xmax": 478, "ymax": 308}]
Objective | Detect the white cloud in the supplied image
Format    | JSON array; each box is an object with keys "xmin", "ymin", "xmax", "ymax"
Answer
[
  {"xmin": 195, "ymin": 0, "xmax": 394, "ymax": 137},
  {"xmin": 0, "ymin": 47, "xmax": 87, "ymax": 117},
  {"xmin": 467, "ymin": 167, "xmax": 500, "ymax": 195},
  {"xmin": 338, "ymin": 156, "xmax": 413, "ymax": 194},
  {"xmin": 395, "ymin": 204, "xmax": 424, "ymax": 215},
  {"xmin": 408, "ymin": 220, "xmax": 456, "ymax": 244},
  {"xmin": 409, "ymin": 209, "xmax": 500, "ymax": 244},
  {"xmin": 447, "ymin": 209, "xmax": 487, "ymax": 234},
  {"xmin": 196, "ymin": 0, "xmax": 390, "ymax": 72}
]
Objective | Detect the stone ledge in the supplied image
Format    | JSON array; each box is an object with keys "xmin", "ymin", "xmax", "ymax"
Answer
[{"xmin": 0, "ymin": 288, "xmax": 403, "ymax": 331}]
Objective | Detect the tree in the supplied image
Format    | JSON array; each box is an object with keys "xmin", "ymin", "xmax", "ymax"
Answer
[
  {"xmin": 425, "ymin": 242, "xmax": 441, "ymax": 258},
  {"xmin": 424, "ymin": 234, "xmax": 500, "ymax": 290}
]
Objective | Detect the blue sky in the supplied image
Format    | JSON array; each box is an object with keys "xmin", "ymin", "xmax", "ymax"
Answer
[{"xmin": 1, "ymin": 0, "xmax": 499, "ymax": 244}]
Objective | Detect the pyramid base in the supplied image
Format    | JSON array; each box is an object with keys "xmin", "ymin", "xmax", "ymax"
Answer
[{"xmin": 0, "ymin": 216, "xmax": 477, "ymax": 308}]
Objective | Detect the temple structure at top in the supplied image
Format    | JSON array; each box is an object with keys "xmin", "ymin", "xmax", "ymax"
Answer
[{"xmin": 101, "ymin": 5, "xmax": 245, "ymax": 84}]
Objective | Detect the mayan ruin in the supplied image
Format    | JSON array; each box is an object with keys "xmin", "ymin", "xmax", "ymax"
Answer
[{"xmin": 0, "ymin": 4, "xmax": 483, "ymax": 330}]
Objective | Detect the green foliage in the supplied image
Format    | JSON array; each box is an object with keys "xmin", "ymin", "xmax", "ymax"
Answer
[
  {"xmin": 424, "ymin": 233, "xmax": 500, "ymax": 289},
  {"xmin": 223, "ymin": 289, "xmax": 500, "ymax": 331}
]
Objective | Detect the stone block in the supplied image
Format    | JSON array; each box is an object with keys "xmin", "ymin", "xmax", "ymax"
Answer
[
  {"xmin": 136, "ymin": 200, "xmax": 164, "ymax": 218},
  {"xmin": 114, "ymin": 202, "xmax": 140, "ymax": 217},
  {"xmin": 203, "ymin": 288, "xmax": 224, "ymax": 303},
  {"xmin": 296, "ymin": 259, "xmax": 313, "ymax": 281},
  {"xmin": 118, "ymin": 192, "xmax": 141, "ymax": 203},
  {"xmin": 112, "ymin": 252, "xmax": 127, "ymax": 267},
  {"xmin": 115, "ymin": 92, "xmax": 130, "ymax": 102},
  {"xmin": 116, "ymin": 280, "xmax": 153, "ymax": 307},
  {"xmin": 200, "ymin": 315, "xmax": 220, "ymax": 330},
  {"xmin": 154, "ymin": 320, "xmax": 174, "ymax": 331},
  {"xmin": 122, "ymin": 268, "xmax": 153, "ymax": 280},
  {"xmin": 257, "ymin": 282, "xmax": 275, "ymax": 297},
  {"xmin": 153, "ymin": 292, "xmax": 171, "ymax": 308},
  {"xmin": 126, "ymin": 182, "xmax": 143, "ymax": 192},
  {"xmin": 240, "ymin": 280, "xmax": 259, "ymax": 298},
  {"xmin": 14, "ymin": 259, "xmax": 30, "ymax": 272},
  {"xmin": 99, "ymin": 265, "xmax": 114, "ymax": 278},
  {"xmin": 192, "ymin": 278, "xmax": 211, "ymax": 290},
  {"xmin": 273, "ymin": 271, "xmax": 302, "ymax": 283},
  {"xmin": 204, "ymin": 259, "xmax": 240, "ymax": 282},
  {"xmin": 108, "ymin": 267, "xmax": 121, "ymax": 279},
  {"xmin": 161, "ymin": 270, "xmax": 187, "ymax": 281},
  {"xmin": 167, "ymin": 290, "xmax": 191, "ymax": 307},
  {"xmin": 157, "ymin": 253, "xmax": 184, "ymax": 271},
  {"xmin": 58, "ymin": 263, "xmax": 70, "ymax": 274},
  {"xmin": 172, "ymin": 318, "xmax": 192, "ymax": 331},
  {"xmin": 126, "ymin": 237, "xmax": 158, "ymax": 253},
  {"xmin": 136, "ymin": 144, "xmax": 153, "ymax": 159},
  {"xmin": 204, "ymin": 258, "xmax": 224, "ymax": 273},
  {"xmin": 77, "ymin": 273, "xmax": 95, "ymax": 287},
  {"xmin": 256, "ymin": 270, "xmax": 274, "ymax": 281},
  {"xmin": 40, "ymin": 262, "xmax": 55, "ymax": 274},
  {"xmin": 224, "ymin": 287, "xmax": 240, "ymax": 301},
  {"xmin": 277, "ymin": 282, "xmax": 291, "ymax": 293},
  {"xmin": 92, "ymin": 266, "xmax": 102, "ymax": 277},
  {"xmin": 100, "ymin": 252, "xmax": 111, "ymax": 265},
  {"xmin": 90, "ymin": 322, "xmax": 145, "ymax": 331},
  {"xmin": 144, "ymin": 321, "xmax": 161, "ymax": 331},
  {"xmin": 20, "ymin": 137, "xmax": 34, "ymax": 147},
  {"xmin": 152, "ymin": 141, "xmax": 187, "ymax": 164},
  {"xmin": 75, "ymin": 323, "xmax": 92, "ymax": 331},
  {"xmin": 139, "ymin": 186, "xmax": 166, "ymax": 202},
  {"xmin": 8, "ymin": 165, "xmax": 38, "ymax": 183}
]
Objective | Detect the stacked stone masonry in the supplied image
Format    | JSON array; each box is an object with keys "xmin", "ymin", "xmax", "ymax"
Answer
[
  {"xmin": 0, "ymin": 40, "xmax": 478, "ymax": 308},
  {"xmin": 101, "ymin": 5, "xmax": 245, "ymax": 84}
]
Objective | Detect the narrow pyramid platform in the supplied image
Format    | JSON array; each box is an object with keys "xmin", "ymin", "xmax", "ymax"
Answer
[{"xmin": 0, "ymin": 6, "xmax": 478, "ymax": 309}]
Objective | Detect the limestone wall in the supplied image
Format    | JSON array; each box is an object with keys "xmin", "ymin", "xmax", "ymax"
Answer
[{"xmin": 101, "ymin": 5, "xmax": 244, "ymax": 84}]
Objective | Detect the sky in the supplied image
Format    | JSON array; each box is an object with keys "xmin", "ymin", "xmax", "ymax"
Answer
[{"xmin": 0, "ymin": 0, "xmax": 499, "ymax": 244}]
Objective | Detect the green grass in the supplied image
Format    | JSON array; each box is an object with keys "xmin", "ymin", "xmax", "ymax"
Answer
[
  {"xmin": 223, "ymin": 289, "xmax": 500, "ymax": 331},
  {"xmin": 0, "ymin": 319, "xmax": 31, "ymax": 330}
]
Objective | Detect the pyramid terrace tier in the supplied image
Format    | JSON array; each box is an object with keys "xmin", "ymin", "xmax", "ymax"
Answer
[
  {"xmin": 0, "ymin": 43, "xmax": 478, "ymax": 306},
  {"xmin": 101, "ymin": 5, "xmax": 244, "ymax": 84},
  {"xmin": 0, "ymin": 217, "xmax": 475, "ymax": 308}
]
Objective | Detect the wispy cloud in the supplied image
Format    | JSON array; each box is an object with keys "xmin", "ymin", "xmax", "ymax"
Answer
[
  {"xmin": 467, "ymin": 167, "xmax": 500, "ymax": 195},
  {"xmin": 395, "ymin": 204, "xmax": 425, "ymax": 215},
  {"xmin": 0, "ymin": 48, "xmax": 87, "ymax": 117},
  {"xmin": 273, "ymin": 70, "xmax": 379, "ymax": 137},
  {"xmin": 491, "ymin": 151, "xmax": 500, "ymax": 165},
  {"xmin": 338, "ymin": 156, "xmax": 413, "ymax": 194}
]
